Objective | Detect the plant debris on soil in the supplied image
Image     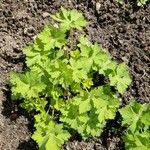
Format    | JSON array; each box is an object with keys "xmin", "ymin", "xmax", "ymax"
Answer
[{"xmin": 0, "ymin": 0, "xmax": 150, "ymax": 150}]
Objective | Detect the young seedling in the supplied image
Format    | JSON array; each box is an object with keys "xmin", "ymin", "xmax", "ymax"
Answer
[{"xmin": 10, "ymin": 7, "xmax": 132, "ymax": 150}]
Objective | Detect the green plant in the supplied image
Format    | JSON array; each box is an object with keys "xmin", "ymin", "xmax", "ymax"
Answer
[
  {"xmin": 137, "ymin": 0, "xmax": 149, "ymax": 6},
  {"xmin": 51, "ymin": 7, "xmax": 87, "ymax": 31},
  {"xmin": 119, "ymin": 100, "xmax": 150, "ymax": 150},
  {"xmin": 10, "ymin": 7, "xmax": 132, "ymax": 150},
  {"xmin": 116, "ymin": 0, "xmax": 149, "ymax": 6},
  {"xmin": 32, "ymin": 112, "xmax": 71, "ymax": 150},
  {"xmin": 60, "ymin": 86, "xmax": 120, "ymax": 139}
]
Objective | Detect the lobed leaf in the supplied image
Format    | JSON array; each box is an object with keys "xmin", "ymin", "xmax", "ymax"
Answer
[
  {"xmin": 51, "ymin": 7, "xmax": 87, "ymax": 30},
  {"xmin": 60, "ymin": 86, "xmax": 120, "ymax": 138},
  {"xmin": 109, "ymin": 63, "xmax": 132, "ymax": 94},
  {"xmin": 32, "ymin": 112, "xmax": 71, "ymax": 150},
  {"xmin": 124, "ymin": 130, "xmax": 150, "ymax": 150},
  {"xmin": 119, "ymin": 100, "xmax": 150, "ymax": 132},
  {"xmin": 10, "ymin": 71, "xmax": 46, "ymax": 99}
]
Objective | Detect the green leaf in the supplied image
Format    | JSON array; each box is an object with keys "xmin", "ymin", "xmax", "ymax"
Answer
[
  {"xmin": 47, "ymin": 60, "xmax": 73, "ymax": 88},
  {"xmin": 60, "ymin": 86, "xmax": 119, "ymax": 138},
  {"xmin": 109, "ymin": 63, "xmax": 132, "ymax": 94},
  {"xmin": 79, "ymin": 99, "xmax": 91, "ymax": 114},
  {"xmin": 70, "ymin": 82, "xmax": 83, "ymax": 93},
  {"xmin": 23, "ymin": 26, "xmax": 66, "ymax": 68},
  {"xmin": 32, "ymin": 112, "xmax": 71, "ymax": 150},
  {"xmin": 119, "ymin": 100, "xmax": 150, "ymax": 132},
  {"xmin": 21, "ymin": 98, "xmax": 47, "ymax": 112},
  {"xmin": 69, "ymin": 58, "xmax": 88, "ymax": 82},
  {"xmin": 137, "ymin": 0, "xmax": 149, "ymax": 6},
  {"xmin": 51, "ymin": 7, "xmax": 87, "ymax": 30},
  {"xmin": 10, "ymin": 71, "xmax": 46, "ymax": 99},
  {"xmin": 116, "ymin": 0, "xmax": 124, "ymax": 4},
  {"xmin": 78, "ymin": 36, "xmax": 111, "ymax": 72},
  {"xmin": 45, "ymin": 138, "xmax": 59, "ymax": 150},
  {"xmin": 38, "ymin": 25, "xmax": 66, "ymax": 49},
  {"xmin": 124, "ymin": 130, "xmax": 150, "ymax": 150}
]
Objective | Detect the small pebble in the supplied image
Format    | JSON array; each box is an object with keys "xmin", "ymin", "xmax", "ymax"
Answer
[
  {"xmin": 42, "ymin": 12, "xmax": 50, "ymax": 18},
  {"xmin": 96, "ymin": 2, "xmax": 101, "ymax": 12},
  {"xmin": 24, "ymin": 26, "xmax": 35, "ymax": 36}
]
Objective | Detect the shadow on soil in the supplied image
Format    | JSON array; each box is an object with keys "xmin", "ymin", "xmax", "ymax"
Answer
[{"xmin": 1, "ymin": 85, "xmax": 38, "ymax": 149}]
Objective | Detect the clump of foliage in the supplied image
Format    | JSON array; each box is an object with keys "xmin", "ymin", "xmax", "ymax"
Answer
[
  {"xmin": 116, "ymin": 0, "xmax": 149, "ymax": 6},
  {"xmin": 10, "ymin": 7, "xmax": 132, "ymax": 150},
  {"xmin": 119, "ymin": 101, "xmax": 150, "ymax": 150}
]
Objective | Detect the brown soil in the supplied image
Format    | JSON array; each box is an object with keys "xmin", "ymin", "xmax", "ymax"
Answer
[{"xmin": 0, "ymin": 0, "xmax": 149, "ymax": 150}]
